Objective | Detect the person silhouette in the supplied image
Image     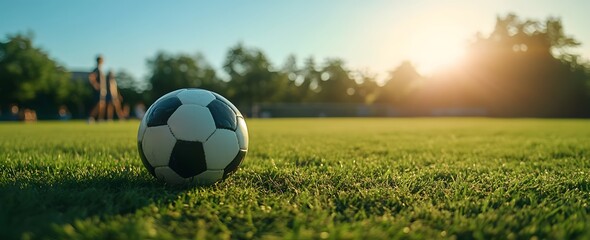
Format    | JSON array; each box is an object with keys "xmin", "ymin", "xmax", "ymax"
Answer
[
  {"xmin": 105, "ymin": 70, "xmax": 126, "ymax": 120},
  {"xmin": 88, "ymin": 55, "xmax": 106, "ymax": 122}
]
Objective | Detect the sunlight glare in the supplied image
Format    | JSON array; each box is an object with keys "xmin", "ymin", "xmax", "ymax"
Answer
[{"xmin": 408, "ymin": 25, "xmax": 467, "ymax": 75}]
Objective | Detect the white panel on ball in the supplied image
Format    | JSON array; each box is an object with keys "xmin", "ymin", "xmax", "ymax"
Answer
[
  {"xmin": 168, "ymin": 105, "xmax": 216, "ymax": 142},
  {"xmin": 137, "ymin": 118, "xmax": 148, "ymax": 142},
  {"xmin": 235, "ymin": 117, "xmax": 249, "ymax": 150},
  {"xmin": 142, "ymin": 126, "xmax": 177, "ymax": 167},
  {"xmin": 155, "ymin": 166, "xmax": 188, "ymax": 185},
  {"xmin": 155, "ymin": 89, "xmax": 185, "ymax": 102},
  {"xmin": 204, "ymin": 129, "xmax": 239, "ymax": 170},
  {"xmin": 193, "ymin": 170, "xmax": 224, "ymax": 185},
  {"xmin": 177, "ymin": 89, "xmax": 216, "ymax": 106}
]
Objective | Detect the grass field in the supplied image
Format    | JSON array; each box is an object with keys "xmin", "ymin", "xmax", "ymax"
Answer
[{"xmin": 1, "ymin": 118, "xmax": 590, "ymax": 239}]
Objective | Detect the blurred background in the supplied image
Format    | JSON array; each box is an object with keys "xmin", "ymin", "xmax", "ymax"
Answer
[{"xmin": 0, "ymin": 0, "xmax": 589, "ymax": 120}]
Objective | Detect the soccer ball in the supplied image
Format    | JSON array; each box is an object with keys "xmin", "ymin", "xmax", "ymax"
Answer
[{"xmin": 137, "ymin": 89, "xmax": 248, "ymax": 186}]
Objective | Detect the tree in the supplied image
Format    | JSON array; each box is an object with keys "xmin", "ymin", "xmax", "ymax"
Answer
[
  {"xmin": 376, "ymin": 61, "xmax": 422, "ymax": 105},
  {"xmin": 298, "ymin": 57, "xmax": 322, "ymax": 102},
  {"xmin": 115, "ymin": 70, "xmax": 147, "ymax": 106},
  {"xmin": 353, "ymin": 70, "xmax": 380, "ymax": 104},
  {"xmin": 0, "ymin": 33, "xmax": 71, "ymax": 112},
  {"xmin": 461, "ymin": 13, "xmax": 589, "ymax": 117},
  {"xmin": 314, "ymin": 58, "xmax": 360, "ymax": 103},
  {"xmin": 223, "ymin": 43, "xmax": 289, "ymax": 113},
  {"xmin": 146, "ymin": 51, "xmax": 223, "ymax": 103},
  {"xmin": 65, "ymin": 74, "xmax": 92, "ymax": 117},
  {"xmin": 279, "ymin": 54, "xmax": 305, "ymax": 102}
]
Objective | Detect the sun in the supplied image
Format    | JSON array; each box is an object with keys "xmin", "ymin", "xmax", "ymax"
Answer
[{"xmin": 407, "ymin": 25, "xmax": 467, "ymax": 75}]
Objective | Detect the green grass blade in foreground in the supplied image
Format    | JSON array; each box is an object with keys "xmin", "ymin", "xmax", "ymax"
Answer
[{"xmin": 0, "ymin": 119, "xmax": 589, "ymax": 239}]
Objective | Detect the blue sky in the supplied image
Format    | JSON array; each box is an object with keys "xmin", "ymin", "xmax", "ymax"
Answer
[{"xmin": 1, "ymin": 0, "xmax": 589, "ymax": 82}]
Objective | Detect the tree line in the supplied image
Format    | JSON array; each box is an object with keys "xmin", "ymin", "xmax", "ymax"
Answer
[{"xmin": 1, "ymin": 13, "xmax": 589, "ymax": 119}]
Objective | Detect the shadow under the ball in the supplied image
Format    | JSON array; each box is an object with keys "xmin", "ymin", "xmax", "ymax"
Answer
[{"xmin": 0, "ymin": 174, "xmax": 201, "ymax": 239}]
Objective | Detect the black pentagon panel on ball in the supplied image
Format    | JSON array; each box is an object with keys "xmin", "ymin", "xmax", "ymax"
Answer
[
  {"xmin": 146, "ymin": 96, "xmax": 183, "ymax": 127},
  {"xmin": 207, "ymin": 99, "xmax": 237, "ymax": 130},
  {"xmin": 137, "ymin": 140, "xmax": 156, "ymax": 177},
  {"xmin": 169, "ymin": 140, "xmax": 208, "ymax": 178},
  {"xmin": 223, "ymin": 149, "xmax": 247, "ymax": 179},
  {"xmin": 210, "ymin": 91, "xmax": 242, "ymax": 117}
]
